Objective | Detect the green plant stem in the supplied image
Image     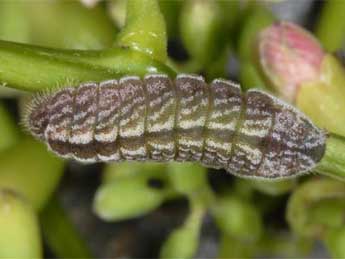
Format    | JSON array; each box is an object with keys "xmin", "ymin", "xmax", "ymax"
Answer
[
  {"xmin": 40, "ymin": 197, "xmax": 92, "ymax": 258},
  {"xmin": 315, "ymin": 0, "xmax": 345, "ymax": 52},
  {"xmin": 0, "ymin": 40, "xmax": 175, "ymax": 92},
  {"xmin": 316, "ymin": 134, "xmax": 345, "ymax": 181},
  {"xmin": 117, "ymin": 0, "xmax": 168, "ymax": 62},
  {"xmin": 0, "ymin": 0, "xmax": 174, "ymax": 92}
]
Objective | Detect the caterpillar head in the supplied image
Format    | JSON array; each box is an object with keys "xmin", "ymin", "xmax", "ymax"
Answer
[{"xmin": 25, "ymin": 96, "xmax": 50, "ymax": 140}]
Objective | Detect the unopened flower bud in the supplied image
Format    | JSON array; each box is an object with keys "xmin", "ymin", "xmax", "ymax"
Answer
[{"xmin": 257, "ymin": 21, "xmax": 324, "ymax": 102}]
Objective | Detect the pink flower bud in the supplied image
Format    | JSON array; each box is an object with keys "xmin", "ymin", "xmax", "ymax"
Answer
[{"xmin": 257, "ymin": 21, "xmax": 325, "ymax": 102}]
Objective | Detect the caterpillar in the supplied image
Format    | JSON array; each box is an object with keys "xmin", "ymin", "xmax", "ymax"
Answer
[{"xmin": 25, "ymin": 74, "xmax": 326, "ymax": 179}]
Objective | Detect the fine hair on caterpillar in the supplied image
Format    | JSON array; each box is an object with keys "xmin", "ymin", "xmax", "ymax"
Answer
[{"xmin": 24, "ymin": 74, "xmax": 327, "ymax": 179}]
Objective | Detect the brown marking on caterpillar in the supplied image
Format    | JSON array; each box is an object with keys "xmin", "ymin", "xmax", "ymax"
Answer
[{"xmin": 24, "ymin": 74, "xmax": 327, "ymax": 179}]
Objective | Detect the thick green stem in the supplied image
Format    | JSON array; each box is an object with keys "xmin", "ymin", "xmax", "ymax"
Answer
[
  {"xmin": 117, "ymin": 0, "xmax": 168, "ymax": 62},
  {"xmin": 40, "ymin": 197, "xmax": 92, "ymax": 258},
  {"xmin": 0, "ymin": 0, "xmax": 174, "ymax": 92},
  {"xmin": 316, "ymin": 134, "xmax": 345, "ymax": 181},
  {"xmin": 0, "ymin": 40, "xmax": 175, "ymax": 92}
]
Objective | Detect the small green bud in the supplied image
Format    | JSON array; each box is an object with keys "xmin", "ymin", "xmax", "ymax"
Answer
[
  {"xmin": 167, "ymin": 162, "xmax": 207, "ymax": 196},
  {"xmin": 93, "ymin": 177, "xmax": 166, "ymax": 221},
  {"xmin": 0, "ymin": 189, "xmax": 42, "ymax": 257},
  {"xmin": 160, "ymin": 206, "xmax": 203, "ymax": 259},
  {"xmin": 212, "ymin": 196, "xmax": 263, "ymax": 242}
]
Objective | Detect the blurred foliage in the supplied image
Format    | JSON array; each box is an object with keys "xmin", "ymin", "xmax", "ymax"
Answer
[
  {"xmin": 315, "ymin": 0, "xmax": 345, "ymax": 52},
  {"xmin": 0, "ymin": 103, "xmax": 18, "ymax": 152},
  {"xmin": 0, "ymin": 136, "xmax": 64, "ymax": 210},
  {"xmin": 0, "ymin": 0, "xmax": 343, "ymax": 258},
  {"xmin": 0, "ymin": 1, "xmax": 116, "ymax": 49},
  {"xmin": 179, "ymin": 0, "xmax": 238, "ymax": 67},
  {"xmin": 160, "ymin": 201, "xmax": 204, "ymax": 258},
  {"xmin": 40, "ymin": 197, "xmax": 93, "ymax": 258},
  {"xmin": 0, "ymin": 190, "xmax": 42, "ymax": 257}
]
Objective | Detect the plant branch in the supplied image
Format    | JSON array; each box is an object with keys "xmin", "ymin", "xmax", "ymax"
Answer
[{"xmin": 316, "ymin": 134, "xmax": 345, "ymax": 181}]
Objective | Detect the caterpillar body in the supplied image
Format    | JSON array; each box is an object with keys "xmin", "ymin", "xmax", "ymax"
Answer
[{"xmin": 26, "ymin": 74, "xmax": 326, "ymax": 179}]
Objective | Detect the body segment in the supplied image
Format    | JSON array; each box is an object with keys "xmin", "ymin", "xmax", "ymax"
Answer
[{"xmin": 26, "ymin": 74, "xmax": 326, "ymax": 179}]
